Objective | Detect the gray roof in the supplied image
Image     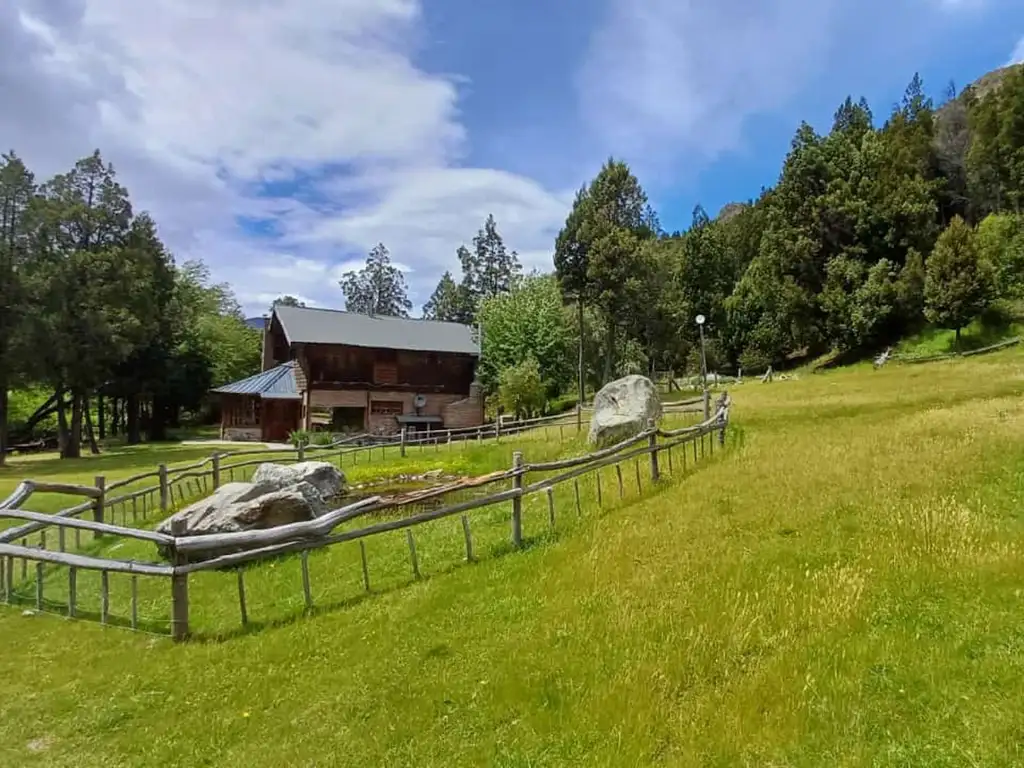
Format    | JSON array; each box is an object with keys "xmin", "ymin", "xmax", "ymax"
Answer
[
  {"xmin": 273, "ymin": 305, "xmax": 480, "ymax": 356},
  {"xmin": 211, "ymin": 361, "xmax": 300, "ymax": 400}
]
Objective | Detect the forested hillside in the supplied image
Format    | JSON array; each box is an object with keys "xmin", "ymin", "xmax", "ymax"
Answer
[{"xmin": 540, "ymin": 67, "xmax": 1024, "ymax": 377}]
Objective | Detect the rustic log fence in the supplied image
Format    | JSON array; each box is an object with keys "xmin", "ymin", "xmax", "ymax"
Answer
[
  {"xmin": 888, "ymin": 335, "xmax": 1022, "ymax": 366},
  {"xmin": 0, "ymin": 395, "xmax": 726, "ymax": 640}
]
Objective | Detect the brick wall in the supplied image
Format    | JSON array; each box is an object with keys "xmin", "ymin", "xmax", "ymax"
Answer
[{"xmin": 441, "ymin": 383, "xmax": 485, "ymax": 430}]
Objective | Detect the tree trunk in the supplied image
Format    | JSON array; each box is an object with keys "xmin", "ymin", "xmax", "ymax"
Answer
[
  {"xmin": 149, "ymin": 394, "xmax": 168, "ymax": 442},
  {"xmin": 64, "ymin": 391, "xmax": 83, "ymax": 459},
  {"xmin": 0, "ymin": 377, "xmax": 8, "ymax": 467},
  {"xmin": 955, "ymin": 326, "xmax": 962, "ymax": 352},
  {"xmin": 602, "ymin": 318, "xmax": 616, "ymax": 384},
  {"xmin": 56, "ymin": 389, "xmax": 69, "ymax": 458},
  {"xmin": 126, "ymin": 392, "xmax": 141, "ymax": 445},
  {"xmin": 97, "ymin": 394, "xmax": 106, "ymax": 440},
  {"xmin": 577, "ymin": 298, "xmax": 585, "ymax": 407},
  {"xmin": 111, "ymin": 396, "xmax": 121, "ymax": 436},
  {"xmin": 83, "ymin": 395, "xmax": 100, "ymax": 455}
]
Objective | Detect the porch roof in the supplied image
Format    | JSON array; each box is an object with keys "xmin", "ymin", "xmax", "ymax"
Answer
[{"xmin": 211, "ymin": 361, "xmax": 301, "ymax": 400}]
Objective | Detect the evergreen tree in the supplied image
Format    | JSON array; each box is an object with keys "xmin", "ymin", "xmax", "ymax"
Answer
[
  {"xmin": 422, "ymin": 270, "xmax": 473, "ymax": 323},
  {"xmin": 339, "ymin": 243, "xmax": 413, "ymax": 317},
  {"xmin": 0, "ymin": 152, "xmax": 36, "ymax": 464},
  {"xmin": 459, "ymin": 214, "xmax": 520, "ymax": 314},
  {"xmin": 924, "ymin": 216, "xmax": 995, "ymax": 348}
]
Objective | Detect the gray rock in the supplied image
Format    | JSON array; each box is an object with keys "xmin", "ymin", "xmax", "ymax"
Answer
[
  {"xmin": 587, "ymin": 375, "xmax": 662, "ymax": 447},
  {"xmin": 250, "ymin": 461, "xmax": 346, "ymax": 500},
  {"xmin": 156, "ymin": 480, "xmax": 327, "ymax": 539}
]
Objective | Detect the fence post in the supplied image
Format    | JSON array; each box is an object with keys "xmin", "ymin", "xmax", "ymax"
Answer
[
  {"xmin": 576, "ymin": 404, "xmax": 582, "ymax": 433},
  {"xmin": 702, "ymin": 389, "xmax": 711, "ymax": 421},
  {"xmin": 159, "ymin": 464, "xmax": 169, "ymax": 511},
  {"xmin": 170, "ymin": 518, "xmax": 190, "ymax": 641},
  {"xmin": 647, "ymin": 419, "xmax": 660, "ymax": 482},
  {"xmin": 400, "ymin": 427, "xmax": 407, "ymax": 458},
  {"xmin": 495, "ymin": 419, "xmax": 501, "ymax": 442},
  {"xmin": 511, "ymin": 451, "xmax": 524, "ymax": 548},
  {"xmin": 93, "ymin": 475, "xmax": 106, "ymax": 537},
  {"xmin": 297, "ymin": 442, "xmax": 306, "ymax": 462},
  {"xmin": 212, "ymin": 453, "xmax": 221, "ymax": 490}
]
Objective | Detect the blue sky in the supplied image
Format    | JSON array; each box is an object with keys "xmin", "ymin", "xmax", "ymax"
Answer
[{"xmin": 5, "ymin": 0, "xmax": 1024, "ymax": 315}]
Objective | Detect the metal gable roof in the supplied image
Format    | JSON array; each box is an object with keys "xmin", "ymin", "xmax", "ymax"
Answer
[
  {"xmin": 211, "ymin": 361, "xmax": 300, "ymax": 399},
  {"xmin": 273, "ymin": 305, "xmax": 480, "ymax": 356}
]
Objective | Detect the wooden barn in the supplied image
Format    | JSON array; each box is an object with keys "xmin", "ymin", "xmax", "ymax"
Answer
[{"xmin": 212, "ymin": 306, "xmax": 485, "ymax": 442}]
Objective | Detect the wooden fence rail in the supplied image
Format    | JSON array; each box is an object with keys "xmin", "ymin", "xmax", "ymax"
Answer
[{"xmin": 0, "ymin": 397, "xmax": 730, "ymax": 640}]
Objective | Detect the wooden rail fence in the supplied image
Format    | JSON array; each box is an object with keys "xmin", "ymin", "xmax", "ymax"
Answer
[{"xmin": 0, "ymin": 395, "xmax": 727, "ymax": 640}]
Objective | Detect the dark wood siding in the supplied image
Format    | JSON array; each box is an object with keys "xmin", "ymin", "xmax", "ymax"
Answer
[{"xmin": 304, "ymin": 344, "xmax": 475, "ymax": 394}]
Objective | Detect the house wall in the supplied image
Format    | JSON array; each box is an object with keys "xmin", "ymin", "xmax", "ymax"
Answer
[
  {"xmin": 302, "ymin": 344, "xmax": 476, "ymax": 393},
  {"xmin": 223, "ymin": 426, "xmax": 262, "ymax": 441},
  {"xmin": 441, "ymin": 383, "xmax": 486, "ymax": 430},
  {"xmin": 307, "ymin": 388, "xmax": 484, "ymax": 435}
]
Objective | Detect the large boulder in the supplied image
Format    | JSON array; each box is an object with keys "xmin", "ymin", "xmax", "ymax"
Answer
[
  {"xmin": 587, "ymin": 375, "xmax": 662, "ymax": 447},
  {"xmin": 157, "ymin": 480, "xmax": 329, "ymax": 538},
  {"xmin": 250, "ymin": 461, "xmax": 346, "ymax": 500}
]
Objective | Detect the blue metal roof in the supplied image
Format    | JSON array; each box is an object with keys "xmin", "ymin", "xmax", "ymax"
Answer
[{"xmin": 211, "ymin": 361, "xmax": 300, "ymax": 399}]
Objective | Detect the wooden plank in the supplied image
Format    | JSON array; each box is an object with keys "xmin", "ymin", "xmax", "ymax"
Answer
[
  {"xmin": 0, "ymin": 542, "xmax": 173, "ymax": 576},
  {"xmin": 130, "ymin": 575, "xmax": 138, "ymax": 630},
  {"xmin": 616, "ymin": 465, "xmax": 624, "ymax": 499},
  {"xmin": 68, "ymin": 567, "xmax": 77, "ymax": 618},
  {"xmin": 511, "ymin": 452, "xmax": 524, "ymax": 548},
  {"xmin": 406, "ymin": 530, "xmax": 420, "ymax": 579},
  {"xmin": 169, "ymin": 518, "xmax": 190, "ymax": 641},
  {"xmin": 635, "ymin": 459, "xmax": 642, "ymax": 494},
  {"xmin": 180, "ymin": 488, "xmax": 523, "ymax": 574},
  {"xmin": 596, "ymin": 472, "xmax": 603, "ymax": 507},
  {"xmin": 237, "ymin": 569, "xmax": 248, "ymax": 626},
  {"xmin": 93, "ymin": 475, "xmax": 106, "ymax": 534},
  {"xmin": 35, "ymin": 561, "xmax": 43, "ymax": 610},
  {"xmin": 359, "ymin": 541, "xmax": 370, "ymax": 592},
  {"xmin": 546, "ymin": 487, "xmax": 555, "ymax": 528},
  {"xmin": 173, "ymin": 496, "xmax": 383, "ymax": 554},
  {"xmin": 100, "ymin": 571, "xmax": 110, "ymax": 624},
  {"xmin": 461, "ymin": 515, "xmax": 474, "ymax": 562},
  {"xmin": 0, "ymin": 508, "xmax": 173, "ymax": 545},
  {"xmin": 573, "ymin": 480, "xmax": 581, "ymax": 516},
  {"xmin": 301, "ymin": 551, "xmax": 313, "ymax": 609},
  {"xmin": 3, "ymin": 556, "xmax": 11, "ymax": 603}
]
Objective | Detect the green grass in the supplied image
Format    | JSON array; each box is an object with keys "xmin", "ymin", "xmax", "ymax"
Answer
[
  {"xmin": 2, "ymin": 356, "xmax": 1024, "ymax": 766},
  {"xmin": 896, "ymin": 304, "xmax": 1024, "ymax": 358}
]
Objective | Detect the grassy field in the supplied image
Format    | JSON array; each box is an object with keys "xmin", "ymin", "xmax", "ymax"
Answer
[{"xmin": 2, "ymin": 354, "xmax": 1024, "ymax": 766}]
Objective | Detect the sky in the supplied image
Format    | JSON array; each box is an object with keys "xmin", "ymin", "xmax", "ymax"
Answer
[{"xmin": 4, "ymin": 0, "xmax": 1024, "ymax": 317}]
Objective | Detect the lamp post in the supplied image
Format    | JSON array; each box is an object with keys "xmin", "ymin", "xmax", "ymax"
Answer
[
  {"xmin": 696, "ymin": 314, "xmax": 709, "ymax": 419},
  {"xmin": 695, "ymin": 314, "xmax": 707, "ymax": 389}
]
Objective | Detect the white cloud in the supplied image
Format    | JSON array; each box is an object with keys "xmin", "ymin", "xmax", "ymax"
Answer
[
  {"xmin": 1010, "ymin": 35, "xmax": 1024, "ymax": 64},
  {"xmin": 3, "ymin": 0, "xmax": 570, "ymax": 314},
  {"xmin": 576, "ymin": 0, "xmax": 840, "ymax": 179}
]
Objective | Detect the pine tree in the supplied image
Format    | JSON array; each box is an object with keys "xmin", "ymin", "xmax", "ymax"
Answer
[
  {"xmin": 339, "ymin": 243, "xmax": 412, "ymax": 317},
  {"xmin": 422, "ymin": 271, "xmax": 472, "ymax": 323},
  {"xmin": 460, "ymin": 214, "xmax": 520, "ymax": 313},
  {"xmin": 924, "ymin": 216, "xmax": 995, "ymax": 348}
]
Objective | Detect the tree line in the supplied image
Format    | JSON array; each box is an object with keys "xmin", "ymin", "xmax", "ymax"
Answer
[
  {"xmin": 414, "ymin": 66, "xmax": 1024, "ymax": 414},
  {"xmin": 0, "ymin": 151, "xmax": 261, "ymax": 462},
  {"xmin": 8, "ymin": 64, "xmax": 1024, "ymax": 451}
]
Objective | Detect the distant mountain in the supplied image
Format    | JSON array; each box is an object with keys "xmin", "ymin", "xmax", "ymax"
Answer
[{"xmin": 245, "ymin": 317, "xmax": 266, "ymax": 331}]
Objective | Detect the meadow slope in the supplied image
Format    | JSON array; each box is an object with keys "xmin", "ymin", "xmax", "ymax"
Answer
[{"xmin": 1, "ymin": 353, "xmax": 1024, "ymax": 766}]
